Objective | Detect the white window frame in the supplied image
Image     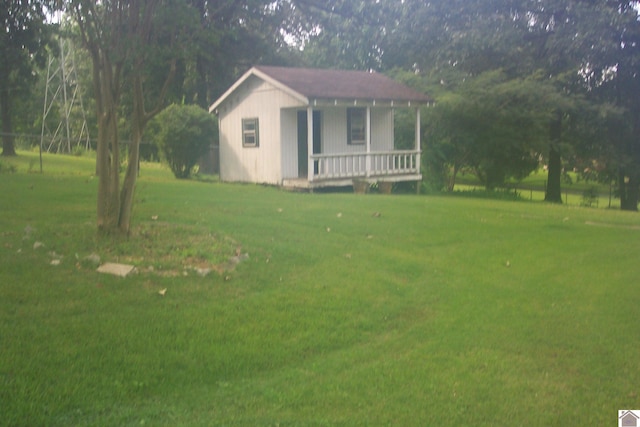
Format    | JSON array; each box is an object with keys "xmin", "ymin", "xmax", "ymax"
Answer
[
  {"xmin": 242, "ymin": 117, "xmax": 259, "ymax": 148},
  {"xmin": 347, "ymin": 107, "xmax": 366, "ymax": 145}
]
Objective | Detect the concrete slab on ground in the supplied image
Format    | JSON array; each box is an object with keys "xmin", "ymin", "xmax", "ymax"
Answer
[{"xmin": 97, "ymin": 262, "xmax": 135, "ymax": 277}]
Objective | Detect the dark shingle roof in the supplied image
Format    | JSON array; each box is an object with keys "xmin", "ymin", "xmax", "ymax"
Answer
[{"xmin": 255, "ymin": 65, "xmax": 431, "ymax": 103}]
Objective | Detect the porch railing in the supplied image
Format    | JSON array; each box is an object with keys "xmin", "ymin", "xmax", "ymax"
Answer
[{"xmin": 310, "ymin": 150, "xmax": 420, "ymax": 181}]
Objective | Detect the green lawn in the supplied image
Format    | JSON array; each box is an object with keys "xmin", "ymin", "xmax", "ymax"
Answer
[{"xmin": 1, "ymin": 152, "xmax": 639, "ymax": 426}]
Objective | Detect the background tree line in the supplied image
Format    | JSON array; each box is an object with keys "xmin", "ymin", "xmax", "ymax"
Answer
[{"xmin": 1, "ymin": 0, "xmax": 639, "ymax": 233}]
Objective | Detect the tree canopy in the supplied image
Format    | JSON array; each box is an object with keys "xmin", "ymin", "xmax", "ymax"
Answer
[
  {"xmin": 1, "ymin": 0, "xmax": 56, "ymax": 156},
  {"xmin": 5, "ymin": 0, "xmax": 640, "ymax": 216}
]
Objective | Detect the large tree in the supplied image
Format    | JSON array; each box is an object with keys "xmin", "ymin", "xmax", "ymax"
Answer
[
  {"xmin": 184, "ymin": 0, "xmax": 296, "ymax": 109},
  {"xmin": 362, "ymin": 0, "xmax": 638, "ymax": 208},
  {"xmin": 0, "ymin": 0, "xmax": 54, "ymax": 156},
  {"xmin": 594, "ymin": 0, "xmax": 640, "ymax": 211},
  {"xmin": 423, "ymin": 69, "xmax": 564, "ymax": 191},
  {"xmin": 509, "ymin": 1, "xmax": 617, "ymax": 203},
  {"xmin": 70, "ymin": 0, "xmax": 195, "ymax": 234},
  {"xmin": 293, "ymin": 0, "xmax": 396, "ymax": 70}
]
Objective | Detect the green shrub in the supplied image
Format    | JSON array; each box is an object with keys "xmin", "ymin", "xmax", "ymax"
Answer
[{"xmin": 153, "ymin": 104, "xmax": 217, "ymax": 179}]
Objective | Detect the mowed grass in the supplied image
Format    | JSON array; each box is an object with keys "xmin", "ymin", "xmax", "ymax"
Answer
[{"xmin": 1, "ymin": 152, "xmax": 639, "ymax": 426}]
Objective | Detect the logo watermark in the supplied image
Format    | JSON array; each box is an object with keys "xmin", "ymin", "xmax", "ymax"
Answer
[{"xmin": 619, "ymin": 410, "xmax": 640, "ymax": 427}]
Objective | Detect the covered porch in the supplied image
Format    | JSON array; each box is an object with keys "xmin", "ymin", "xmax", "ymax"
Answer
[
  {"xmin": 281, "ymin": 149, "xmax": 421, "ymax": 189},
  {"xmin": 282, "ymin": 105, "xmax": 423, "ymax": 190}
]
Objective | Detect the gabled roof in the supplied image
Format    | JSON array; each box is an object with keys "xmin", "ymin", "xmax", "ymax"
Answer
[{"xmin": 209, "ymin": 66, "xmax": 431, "ymax": 113}]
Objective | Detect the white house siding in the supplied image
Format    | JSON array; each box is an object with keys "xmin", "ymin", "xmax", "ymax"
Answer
[
  {"xmin": 322, "ymin": 107, "xmax": 394, "ymax": 154},
  {"xmin": 371, "ymin": 109, "xmax": 394, "ymax": 151},
  {"xmin": 281, "ymin": 109, "xmax": 298, "ymax": 180},
  {"xmin": 217, "ymin": 75, "xmax": 303, "ymax": 184},
  {"xmin": 320, "ymin": 108, "xmax": 347, "ymax": 154},
  {"xmin": 219, "ymin": 79, "xmax": 396, "ymax": 184}
]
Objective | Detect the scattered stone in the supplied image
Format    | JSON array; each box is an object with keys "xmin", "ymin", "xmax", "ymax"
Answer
[
  {"xmin": 33, "ymin": 241, "xmax": 45, "ymax": 250},
  {"xmin": 229, "ymin": 253, "xmax": 249, "ymax": 266},
  {"xmin": 158, "ymin": 288, "xmax": 167, "ymax": 296},
  {"xmin": 84, "ymin": 253, "xmax": 101, "ymax": 267},
  {"xmin": 505, "ymin": 260, "xmax": 511, "ymax": 268},
  {"xmin": 372, "ymin": 212, "xmax": 381, "ymax": 217},
  {"xmin": 195, "ymin": 267, "xmax": 211, "ymax": 277},
  {"xmin": 23, "ymin": 225, "xmax": 35, "ymax": 239},
  {"xmin": 50, "ymin": 259, "xmax": 61, "ymax": 266},
  {"xmin": 97, "ymin": 262, "xmax": 136, "ymax": 277}
]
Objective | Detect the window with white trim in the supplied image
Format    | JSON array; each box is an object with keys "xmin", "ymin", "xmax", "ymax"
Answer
[
  {"xmin": 242, "ymin": 118, "xmax": 259, "ymax": 147},
  {"xmin": 347, "ymin": 107, "xmax": 366, "ymax": 145}
]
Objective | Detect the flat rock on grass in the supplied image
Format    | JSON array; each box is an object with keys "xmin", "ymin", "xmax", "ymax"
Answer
[{"xmin": 97, "ymin": 262, "xmax": 136, "ymax": 277}]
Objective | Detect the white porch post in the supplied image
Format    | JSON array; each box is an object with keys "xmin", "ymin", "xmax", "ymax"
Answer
[
  {"xmin": 415, "ymin": 107, "xmax": 421, "ymax": 171},
  {"xmin": 307, "ymin": 106, "xmax": 314, "ymax": 182},
  {"xmin": 365, "ymin": 106, "xmax": 371, "ymax": 178}
]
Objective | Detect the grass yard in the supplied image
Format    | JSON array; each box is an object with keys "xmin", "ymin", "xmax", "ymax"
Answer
[{"xmin": 1, "ymin": 152, "xmax": 639, "ymax": 426}]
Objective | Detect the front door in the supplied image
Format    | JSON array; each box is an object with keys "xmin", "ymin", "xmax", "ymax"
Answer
[{"xmin": 297, "ymin": 110, "xmax": 321, "ymax": 177}]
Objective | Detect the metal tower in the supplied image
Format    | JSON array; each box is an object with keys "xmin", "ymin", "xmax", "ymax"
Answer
[{"xmin": 39, "ymin": 37, "xmax": 91, "ymax": 154}]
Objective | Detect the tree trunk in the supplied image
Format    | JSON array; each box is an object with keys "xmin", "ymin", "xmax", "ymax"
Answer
[
  {"xmin": 627, "ymin": 175, "xmax": 639, "ymax": 211},
  {"xmin": 117, "ymin": 73, "xmax": 145, "ymax": 235},
  {"xmin": 620, "ymin": 171, "xmax": 639, "ymax": 212},
  {"xmin": 74, "ymin": 0, "xmax": 177, "ymax": 235},
  {"xmin": 195, "ymin": 54, "xmax": 217, "ymax": 174},
  {"xmin": 94, "ymin": 51, "xmax": 122, "ymax": 235},
  {"xmin": 545, "ymin": 112, "xmax": 562, "ymax": 203},
  {"xmin": 116, "ymin": 58, "xmax": 176, "ymax": 234},
  {"xmin": 0, "ymin": 86, "xmax": 17, "ymax": 156},
  {"xmin": 447, "ymin": 162, "xmax": 459, "ymax": 192},
  {"xmin": 618, "ymin": 171, "xmax": 626, "ymax": 208},
  {"xmin": 95, "ymin": 104, "xmax": 121, "ymax": 233},
  {"xmin": 118, "ymin": 135, "xmax": 139, "ymax": 235}
]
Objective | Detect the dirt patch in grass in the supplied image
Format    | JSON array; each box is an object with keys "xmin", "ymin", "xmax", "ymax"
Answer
[
  {"xmin": 10, "ymin": 218, "xmax": 245, "ymax": 278},
  {"xmin": 93, "ymin": 221, "xmax": 244, "ymax": 277}
]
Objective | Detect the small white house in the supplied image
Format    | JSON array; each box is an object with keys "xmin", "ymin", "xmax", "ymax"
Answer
[{"xmin": 209, "ymin": 66, "xmax": 431, "ymax": 189}]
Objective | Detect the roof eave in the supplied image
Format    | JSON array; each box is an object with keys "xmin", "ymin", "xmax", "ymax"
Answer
[
  {"xmin": 308, "ymin": 97, "xmax": 433, "ymax": 107},
  {"xmin": 209, "ymin": 66, "xmax": 309, "ymax": 114}
]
